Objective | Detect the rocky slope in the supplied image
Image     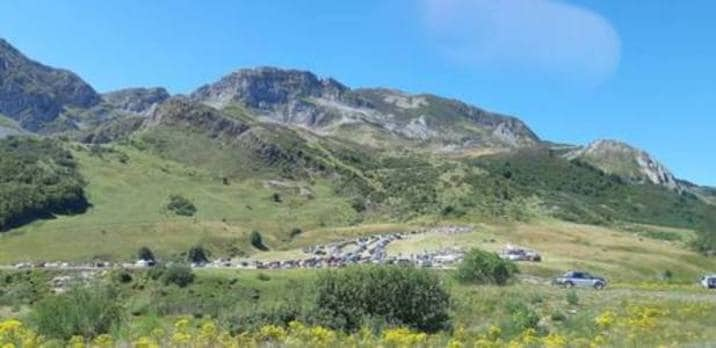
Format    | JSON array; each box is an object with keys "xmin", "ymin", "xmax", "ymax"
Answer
[
  {"xmin": 0, "ymin": 39, "xmax": 100, "ymax": 132},
  {"xmin": 566, "ymin": 139, "xmax": 680, "ymax": 190},
  {"xmin": 191, "ymin": 67, "xmax": 540, "ymax": 150},
  {"xmin": 102, "ymin": 87, "xmax": 170, "ymax": 116}
]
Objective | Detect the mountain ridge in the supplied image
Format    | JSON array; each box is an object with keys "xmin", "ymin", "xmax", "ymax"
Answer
[
  {"xmin": 190, "ymin": 67, "xmax": 541, "ymax": 150},
  {"xmin": 0, "ymin": 38, "xmax": 708, "ymax": 190}
]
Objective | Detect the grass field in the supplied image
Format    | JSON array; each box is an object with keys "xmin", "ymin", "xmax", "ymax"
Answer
[
  {"xmin": 0, "ymin": 145, "xmax": 358, "ymax": 263},
  {"xmin": 386, "ymin": 220, "xmax": 716, "ymax": 283}
]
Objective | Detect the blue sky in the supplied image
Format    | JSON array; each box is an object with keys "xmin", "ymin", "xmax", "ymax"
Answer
[{"xmin": 1, "ymin": 0, "xmax": 714, "ymax": 185}]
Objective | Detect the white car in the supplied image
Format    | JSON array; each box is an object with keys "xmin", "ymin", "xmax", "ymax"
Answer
[
  {"xmin": 700, "ymin": 275, "xmax": 716, "ymax": 289},
  {"xmin": 500, "ymin": 245, "xmax": 541, "ymax": 262}
]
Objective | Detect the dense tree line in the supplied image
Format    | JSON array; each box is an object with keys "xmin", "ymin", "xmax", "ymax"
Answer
[{"xmin": 0, "ymin": 136, "xmax": 88, "ymax": 230}]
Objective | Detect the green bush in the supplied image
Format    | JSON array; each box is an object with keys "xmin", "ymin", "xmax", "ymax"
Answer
[
  {"xmin": 30, "ymin": 286, "xmax": 122, "ymax": 339},
  {"xmin": 137, "ymin": 246, "xmax": 155, "ymax": 262},
  {"xmin": 271, "ymin": 192, "xmax": 282, "ymax": 203},
  {"xmin": 455, "ymin": 248, "xmax": 518, "ymax": 285},
  {"xmin": 504, "ymin": 301, "xmax": 540, "ymax": 335},
  {"xmin": 312, "ymin": 265, "xmax": 450, "ymax": 332},
  {"xmin": 162, "ymin": 265, "xmax": 195, "ymax": 287},
  {"xmin": 256, "ymin": 272, "xmax": 271, "ymax": 282},
  {"xmin": 166, "ymin": 194, "xmax": 197, "ymax": 216},
  {"xmin": 250, "ymin": 230, "xmax": 268, "ymax": 251},
  {"xmin": 289, "ymin": 227, "xmax": 303, "ymax": 239},
  {"xmin": 112, "ymin": 270, "xmax": 133, "ymax": 284},
  {"xmin": 187, "ymin": 246, "xmax": 209, "ymax": 264},
  {"xmin": 566, "ymin": 290, "xmax": 579, "ymax": 306}
]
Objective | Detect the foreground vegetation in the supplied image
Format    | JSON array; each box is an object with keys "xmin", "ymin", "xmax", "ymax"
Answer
[{"xmin": 2, "ymin": 265, "xmax": 716, "ymax": 347}]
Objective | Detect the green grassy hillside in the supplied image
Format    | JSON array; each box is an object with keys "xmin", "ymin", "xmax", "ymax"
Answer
[
  {"xmin": 2, "ymin": 140, "xmax": 716, "ymax": 262},
  {"xmin": 0, "ymin": 145, "xmax": 359, "ymax": 263}
]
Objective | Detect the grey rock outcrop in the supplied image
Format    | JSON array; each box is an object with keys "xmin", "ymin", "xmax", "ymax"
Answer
[
  {"xmin": 566, "ymin": 139, "xmax": 680, "ymax": 190},
  {"xmin": 102, "ymin": 87, "xmax": 170, "ymax": 116},
  {"xmin": 191, "ymin": 67, "xmax": 540, "ymax": 149}
]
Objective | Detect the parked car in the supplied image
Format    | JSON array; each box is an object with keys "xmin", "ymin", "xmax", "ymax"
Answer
[
  {"xmin": 499, "ymin": 245, "xmax": 542, "ymax": 262},
  {"xmin": 700, "ymin": 275, "xmax": 716, "ymax": 289},
  {"xmin": 553, "ymin": 271, "xmax": 607, "ymax": 289}
]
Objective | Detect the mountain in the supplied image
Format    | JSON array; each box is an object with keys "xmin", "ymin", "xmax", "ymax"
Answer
[
  {"xmin": 0, "ymin": 39, "xmax": 100, "ymax": 132},
  {"xmin": 102, "ymin": 87, "xmax": 170, "ymax": 116},
  {"xmin": 566, "ymin": 139, "xmax": 680, "ymax": 190},
  {"xmin": 191, "ymin": 67, "xmax": 540, "ymax": 151},
  {"xmin": 0, "ymin": 38, "xmax": 715, "ymax": 261}
]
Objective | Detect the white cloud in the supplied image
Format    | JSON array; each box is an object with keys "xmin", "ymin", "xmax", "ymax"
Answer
[{"xmin": 422, "ymin": 0, "xmax": 621, "ymax": 84}]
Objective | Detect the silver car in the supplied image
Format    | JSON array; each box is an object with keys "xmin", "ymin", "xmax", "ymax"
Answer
[
  {"xmin": 700, "ymin": 275, "xmax": 716, "ymax": 289},
  {"xmin": 553, "ymin": 271, "xmax": 607, "ymax": 289}
]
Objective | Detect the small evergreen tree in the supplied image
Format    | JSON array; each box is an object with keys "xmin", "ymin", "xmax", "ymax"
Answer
[
  {"xmin": 250, "ymin": 230, "xmax": 268, "ymax": 251},
  {"xmin": 187, "ymin": 245, "xmax": 209, "ymax": 264},
  {"xmin": 137, "ymin": 246, "xmax": 155, "ymax": 262}
]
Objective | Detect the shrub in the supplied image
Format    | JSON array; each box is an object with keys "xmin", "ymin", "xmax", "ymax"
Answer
[
  {"xmin": 147, "ymin": 265, "xmax": 166, "ymax": 280},
  {"xmin": 227, "ymin": 303, "xmax": 300, "ymax": 334},
  {"xmin": 566, "ymin": 290, "xmax": 579, "ymax": 306},
  {"xmin": 550, "ymin": 310, "xmax": 567, "ymax": 322},
  {"xmin": 351, "ymin": 198, "xmax": 366, "ymax": 212},
  {"xmin": 187, "ymin": 246, "xmax": 209, "ymax": 264},
  {"xmin": 166, "ymin": 194, "xmax": 197, "ymax": 216},
  {"xmin": 137, "ymin": 246, "xmax": 155, "ymax": 262},
  {"xmin": 162, "ymin": 265, "xmax": 195, "ymax": 287},
  {"xmin": 504, "ymin": 301, "xmax": 540, "ymax": 335},
  {"xmin": 312, "ymin": 265, "xmax": 450, "ymax": 332},
  {"xmin": 113, "ymin": 270, "xmax": 133, "ymax": 284},
  {"xmin": 455, "ymin": 248, "xmax": 518, "ymax": 285},
  {"xmin": 289, "ymin": 227, "xmax": 303, "ymax": 239},
  {"xmin": 271, "ymin": 193, "xmax": 282, "ymax": 203},
  {"xmin": 30, "ymin": 286, "xmax": 122, "ymax": 339},
  {"xmin": 250, "ymin": 231, "xmax": 268, "ymax": 251}
]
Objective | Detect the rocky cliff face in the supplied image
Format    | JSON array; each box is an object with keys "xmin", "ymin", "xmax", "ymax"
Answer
[
  {"xmin": 102, "ymin": 87, "xmax": 170, "ymax": 116},
  {"xmin": 191, "ymin": 67, "xmax": 349, "ymax": 127},
  {"xmin": 191, "ymin": 67, "xmax": 540, "ymax": 150},
  {"xmin": 0, "ymin": 39, "xmax": 100, "ymax": 132},
  {"xmin": 566, "ymin": 139, "xmax": 680, "ymax": 190}
]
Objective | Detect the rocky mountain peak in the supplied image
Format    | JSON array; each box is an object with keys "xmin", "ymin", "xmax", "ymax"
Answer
[
  {"xmin": 0, "ymin": 38, "xmax": 100, "ymax": 131},
  {"xmin": 191, "ymin": 66, "xmax": 347, "ymax": 110},
  {"xmin": 567, "ymin": 139, "xmax": 679, "ymax": 190}
]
